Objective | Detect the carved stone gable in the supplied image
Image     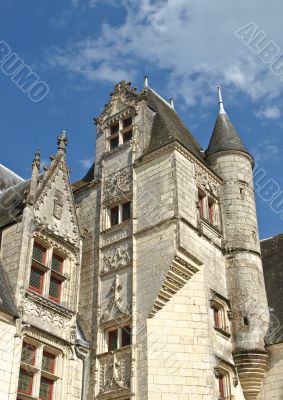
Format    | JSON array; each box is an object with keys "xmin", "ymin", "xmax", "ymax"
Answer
[
  {"xmin": 96, "ymin": 80, "xmax": 147, "ymax": 125},
  {"xmin": 34, "ymin": 160, "xmax": 80, "ymax": 246}
]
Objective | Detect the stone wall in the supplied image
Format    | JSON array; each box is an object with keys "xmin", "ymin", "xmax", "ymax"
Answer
[{"xmin": 258, "ymin": 343, "xmax": 283, "ymax": 399}]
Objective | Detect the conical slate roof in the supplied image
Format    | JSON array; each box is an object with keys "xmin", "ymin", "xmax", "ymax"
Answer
[
  {"xmin": 206, "ymin": 87, "xmax": 249, "ymax": 158},
  {"xmin": 144, "ymin": 87, "xmax": 204, "ymax": 162}
]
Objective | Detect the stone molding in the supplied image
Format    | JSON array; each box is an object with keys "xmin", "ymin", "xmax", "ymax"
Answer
[{"xmin": 149, "ymin": 250, "xmax": 200, "ymax": 318}]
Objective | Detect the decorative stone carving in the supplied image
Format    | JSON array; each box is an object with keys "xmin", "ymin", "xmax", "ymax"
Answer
[
  {"xmin": 98, "ymin": 348, "xmax": 131, "ymax": 394},
  {"xmin": 149, "ymin": 251, "xmax": 200, "ymax": 318},
  {"xmin": 103, "ymin": 167, "xmax": 132, "ymax": 205},
  {"xmin": 23, "ymin": 291, "xmax": 74, "ymax": 331},
  {"xmin": 102, "ymin": 246, "xmax": 131, "ymax": 273},
  {"xmin": 53, "ymin": 189, "xmax": 63, "ymax": 220},
  {"xmin": 102, "ymin": 223, "xmax": 132, "ymax": 246},
  {"xmin": 101, "ymin": 274, "xmax": 131, "ymax": 323},
  {"xmin": 195, "ymin": 167, "xmax": 218, "ymax": 196},
  {"xmin": 95, "ymin": 80, "xmax": 146, "ymax": 126}
]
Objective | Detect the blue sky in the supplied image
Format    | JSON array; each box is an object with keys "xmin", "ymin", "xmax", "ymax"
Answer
[{"xmin": 0, "ymin": 0, "xmax": 282, "ymax": 238}]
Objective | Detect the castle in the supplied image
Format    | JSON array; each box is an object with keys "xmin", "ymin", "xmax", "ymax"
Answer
[{"xmin": 0, "ymin": 80, "xmax": 282, "ymax": 400}]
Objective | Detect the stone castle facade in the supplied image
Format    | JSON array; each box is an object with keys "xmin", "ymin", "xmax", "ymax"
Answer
[{"xmin": 0, "ymin": 80, "xmax": 282, "ymax": 400}]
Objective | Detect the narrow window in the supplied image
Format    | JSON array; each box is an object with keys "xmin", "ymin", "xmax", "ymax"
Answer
[
  {"xmin": 123, "ymin": 117, "xmax": 132, "ymax": 128},
  {"xmin": 213, "ymin": 305, "xmax": 221, "ymax": 329},
  {"xmin": 42, "ymin": 351, "xmax": 56, "ymax": 374},
  {"xmin": 122, "ymin": 326, "xmax": 132, "ymax": 347},
  {"xmin": 208, "ymin": 198, "xmax": 214, "ymax": 225},
  {"xmin": 51, "ymin": 254, "xmax": 63, "ymax": 273},
  {"xmin": 18, "ymin": 369, "xmax": 33, "ymax": 396},
  {"xmin": 108, "ymin": 329, "xmax": 118, "ymax": 351},
  {"xmin": 110, "ymin": 205, "xmax": 119, "ymax": 226},
  {"xmin": 219, "ymin": 374, "xmax": 225, "ymax": 400},
  {"xmin": 110, "ymin": 122, "xmax": 119, "ymax": 135},
  {"xmin": 21, "ymin": 342, "xmax": 36, "ymax": 365},
  {"xmin": 198, "ymin": 192, "xmax": 205, "ymax": 218},
  {"xmin": 48, "ymin": 277, "xmax": 61, "ymax": 303},
  {"xmin": 32, "ymin": 243, "xmax": 47, "ymax": 265},
  {"xmin": 122, "ymin": 202, "xmax": 131, "ymax": 222},
  {"xmin": 109, "ymin": 136, "xmax": 119, "ymax": 150},
  {"xmin": 29, "ymin": 267, "xmax": 44, "ymax": 294},
  {"xmin": 39, "ymin": 377, "xmax": 53, "ymax": 400}
]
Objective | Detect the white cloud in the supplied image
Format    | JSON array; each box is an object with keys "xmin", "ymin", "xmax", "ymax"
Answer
[
  {"xmin": 255, "ymin": 105, "xmax": 281, "ymax": 120},
  {"xmin": 79, "ymin": 158, "xmax": 93, "ymax": 168},
  {"xmin": 252, "ymin": 140, "xmax": 280, "ymax": 162},
  {"xmin": 49, "ymin": 0, "xmax": 283, "ymax": 107}
]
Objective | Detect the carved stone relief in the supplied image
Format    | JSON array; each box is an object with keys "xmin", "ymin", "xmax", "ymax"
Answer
[
  {"xmin": 101, "ymin": 274, "xmax": 131, "ymax": 323},
  {"xmin": 103, "ymin": 167, "xmax": 132, "ymax": 205},
  {"xmin": 195, "ymin": 167, "xmax": 218, "ymax": 196},
  {"xmin": 102, "ymin": 245, "xmax": 131, "ymax": 273},
  {"xmin": 98, "ymin": 348, "xmax": 131, "ymax": 394}
]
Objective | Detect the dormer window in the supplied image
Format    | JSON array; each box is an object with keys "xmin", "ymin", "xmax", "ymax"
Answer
[{"xmin": 107, "ymin": 114, "xmax": 133, "ymax": 150}]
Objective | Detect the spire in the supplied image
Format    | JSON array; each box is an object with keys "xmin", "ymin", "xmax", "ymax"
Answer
[
  {"xmin": 205, "ymin": 87, "xmax": 250, "ymax": 159},
  {"xmin": 144, "ymin": 76, "xmax": 149, "ymax": 87},
  {"xmin": 57, "ymin": 130, "xmax": 68, "ymax": 152},
  {"xmin": 29, "ymin": 149, "xmax": 40, "ymax": 203},
  {"xmin": 32, "ymin": 149, "xmax": 40, "ymax": 173},
  {"xmin": 217, "ymin": 86, "xmax": 226, "ymax": 114}
]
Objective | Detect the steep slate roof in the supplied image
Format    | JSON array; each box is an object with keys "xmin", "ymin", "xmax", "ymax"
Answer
[
  {"xmin": 0, "ymin": 179, "xmax": 30, "ymax": 228},
  {"xmin": 144, "ymin": 88, "xmax": 205, "ymax": 162},
  {"xmin": 72, "ymin": 162, "xmax": 95, "ymax": 192},
  {"xmin": 206, "ymin": 112, "xmax": 249, "ymax": 158},
  {"xmin": 0, "ymin": 164, "xmax": 23, "ymax": 193},
  {"xmin": 261, "ymin": 233, "xmax": 283, "ymax": 345},
  {"xmin": 0, "ymin": 259, "xmax": 18, "ymax": 317}
]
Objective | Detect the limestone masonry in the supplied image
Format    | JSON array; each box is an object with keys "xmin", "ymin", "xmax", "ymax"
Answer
[{"xmin": 0, "ymin": 81, "xmax": 282, "ymax": 400}]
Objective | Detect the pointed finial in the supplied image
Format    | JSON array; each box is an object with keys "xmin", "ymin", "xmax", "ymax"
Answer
[
  {"xmin": 144, "ymin": 76, "xmax": 149, "ymax": 87},
  {"xmin": 169, "ymin": 98, "xmax": 175, "ymax": 110},
  {"xmin": 32, "ymin": 149, "xmax": 40, "ymax": 171},
  {"xmin": 217, "ymin": 86, "xmax": 226, "ymax": 114},
  {"xmin": 57, "ymin": 130, "xmax": 68, "ymax": 151}
]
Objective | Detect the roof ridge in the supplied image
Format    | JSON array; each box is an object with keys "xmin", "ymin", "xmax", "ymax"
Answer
[
  {"xmin": 146, "ymin": 86, "xmax": 175, "ymax": 111},
  {"xmin": 0, "ymin": 163, "xmax": 24, "ymax": 182},
  {"xmin": 0, "ymin": 177, "xmax": 29, "ymax": 197}
]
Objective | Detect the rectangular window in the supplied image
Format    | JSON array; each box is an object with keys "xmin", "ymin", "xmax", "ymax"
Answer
[
  {"xmin": 218, "ymin": 374, "xmax": 225, "ymax": 400},
  {"xmin": 21, "ymin": 342, "xmax": 36, "ymax": 365},
  {"xmin": 208, "ymin": 198, "xmax": 214, "ymax": 225},
  {"xmin": 18, "ymin": 369, "xmax": 33, "ymax": 396},
  {"xmin": 109, "ymin": 136, "xmax": 119, "ymax": 150},
  {"xmin": 51, "ymin": 254, "xmax": 63, "ymax": 273},
  {"xmin": 110, "ymin": 122, "xmax": 119, "ymax": 135},
  {"xmin": 108, "ymin": 329, "xmax": 118, "ymax": 351},
  {"xmin": 123, "ymin": 130, "xmax": 132, "ymax": 143},
  {"xmin": 122, "ymin": 202, "xmax": 131, "ymax": 222},
  {"xmin": 123, "ymin": 117, "xmax": 132, "ymax": 128},
  {"xmin": 49, "ymin": 278, "xmax": 61, "ymax": 303},
  {"xmin": 110, "ymin": 205, "xmax": 119, "ymax": 226},
  {"xmin": 42, "ymin": 352, "xmax": 56, "ymax": 374},
  {"xmin": 33, "ymin": 243, "xmax": 46, "ymax": 265},
  {"xmin": 39, "ymin": 377, "xmax": 53, "ymax": 400},
  {"xmin": 213, "ymin": 306, "xmax": 221, "ymax": 329},
  {"xmin": 198, "ymin": 192, "xmax": 205, "ymax": 218},
  {"xmin": 29, "ymin": 267, "xmax": 44, "ymax": 294},
  {"xmin": 122, "ymin": 326, "xmax": 131, "ymax": 347}
]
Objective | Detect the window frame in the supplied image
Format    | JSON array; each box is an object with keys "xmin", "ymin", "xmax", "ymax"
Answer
[
  {"xmin": 29, "ymin": 240, "xmax": 66, "ymax": 305},
  {"xmin": 107, "ymin": 114, "xmax": 133, "ymax": 151},
  {"xmin": 17, "ymin": 339, "xmax": 61, "ymax": 400},
  {"xmin": 109, "ymin": 201, "xmax": 132, "ymax": 228},
  {"xmin": 106, "ymin": 325, "xmax": 132, "ymax": 352},
  {"xmin": 210, "ymin": 291, "xmax": 231, "ymax": 338}
]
